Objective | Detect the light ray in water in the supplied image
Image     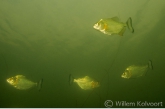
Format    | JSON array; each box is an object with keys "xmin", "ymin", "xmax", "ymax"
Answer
[
  {"xmin": 81, "ymin": 88, "xmax": 102, "ymax": 107},
  {"xmin": 83, "ymin": 16, "xmax": 135, "ymax": 106},
  {"xmin": 0, "ymin": 54, "xmax": 8, "ymax": 73},
  {"xmin": 70, "ymin": 16, "xmax": 134, "ymax": 107},
  {"xmin": 97, "ymin": 17, "xmax": 134, "ymax": 101},
  {"xmin": 78, "ymin": 39, "xmax": 124, "ymax": 107},
  {"xmin": 102, "ymin": 36, "xmax": 123, "ymax": 99}
]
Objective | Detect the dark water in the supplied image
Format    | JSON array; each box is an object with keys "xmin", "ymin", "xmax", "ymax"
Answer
[{"xmin": 0, "ymin": 0, "xmax": 165, "ymax": 108}]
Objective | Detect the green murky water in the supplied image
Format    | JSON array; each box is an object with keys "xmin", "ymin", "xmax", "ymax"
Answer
[{"xmin": 0, "ymin": 0, "xmax": 165, "ymax": 108}]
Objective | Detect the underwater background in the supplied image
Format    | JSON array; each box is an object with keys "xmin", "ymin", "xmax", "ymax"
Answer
[{"xmin": 0, "ymin": 0, "xmax": 165, "ymax": 108}]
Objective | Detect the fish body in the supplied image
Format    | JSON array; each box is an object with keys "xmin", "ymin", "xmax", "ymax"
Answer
[
  {"xmin": 93, "ymin": 17, "xmax": 134, "ymax": 36},
  {"xmin": 74, "ymin": 76, "xmax": 100, "ymax": 90},
  {"xmin": 121, "ymin": 60, "xmax": 153, "ymax": 79},
  {"xmin": 7, "ymin": 75, "xmax": 43, "ymax": 90}
]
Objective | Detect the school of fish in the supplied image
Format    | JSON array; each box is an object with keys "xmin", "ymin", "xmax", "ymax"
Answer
[{"xmin": 4, "ymin": 15, "xmax": 154, "ymax": 108}]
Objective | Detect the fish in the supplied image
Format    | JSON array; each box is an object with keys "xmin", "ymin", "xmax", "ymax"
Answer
[
  {"xmin": 68, "ymin": 74, "xmax": 74, "ymax": 85},
  {"xmin": 70, "ymin": 76, "xmax": 101, "ymax": 107},
  {"xmin": 6, "ymin": 75, "xmax": 43, "ymax": 90},
  {"xmin": 93, "ymin": 17, "xmax": 134, "ymax": 36},
  {"xmin": 121, "ymin": 60, "xmax": 153, "ymax": 79},
  {"xmin": 73, "ymin": 76, "xmax": 100, "ymax": 90}
]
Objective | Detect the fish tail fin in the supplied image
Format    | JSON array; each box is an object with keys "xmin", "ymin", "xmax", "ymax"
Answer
[
  {"xmin": 69, "ymin": 74, "xmax": 74, "ymax": 86},
  {"xmin": 37, "ymin": 78, "xmax": 43, "ymax": 91},
  {"xmin": 126, "ymin": 17, "xmax": 134, "ymax": 33},
  {"xmin": 148, "ymin": 60, "xmax": 153, "ymax": 70}
]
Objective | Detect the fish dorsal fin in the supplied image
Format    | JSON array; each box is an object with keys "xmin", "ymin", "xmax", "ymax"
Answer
[
  {"xmin": 110, "ymin": 17, "xmax": 120, "ymax": 22},
  {"xmin": 16, "ymin": 75, "xmax": 26, "ymax": 78}
]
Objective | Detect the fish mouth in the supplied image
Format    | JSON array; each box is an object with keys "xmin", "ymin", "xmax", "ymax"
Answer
[
  {"xmin": 6, "ymin": 78, "xmax": 13, "ymax": 84},
  {"xmin": 93, "ymin": 23, "xmax": 99, "ymax": 29},
  {"xmin": 121, "ymin": 75, "xmax": 128, "ymax": 79},
  {"xmin": 6, "ymin": 77, "xmax": 18, "ymax": 85},
  {"xmin": 121, "ymin": 69, "xmax": 131, "ymax": 79},
  {"xmin": 121, "ymin": 73, "xmax": 127, "ymax": 78},
  {"xmin": 93, "ymin": 24, "xmax": 97, "ymax": 29},
  {"xmin": 121, "ymin": 71, "xmax": 128, "ymax": 78},
  {"xmin": 6, "ymin": 78, "xmax": 10, "ymax": 83}
]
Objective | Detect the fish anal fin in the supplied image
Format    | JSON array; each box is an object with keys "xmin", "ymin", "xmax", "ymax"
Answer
[{"xmin": 118, "ymin": 27, "xmax": 126, "ymax": 36}]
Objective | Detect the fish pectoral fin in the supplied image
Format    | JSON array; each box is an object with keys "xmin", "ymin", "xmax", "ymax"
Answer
[
  {"xmin": 103, "ymin": 24, "xmax": 108, "ymax": 30},
  {"xmin": 118, "ymin": 27, "xmax": 126, "ymax": 36}
]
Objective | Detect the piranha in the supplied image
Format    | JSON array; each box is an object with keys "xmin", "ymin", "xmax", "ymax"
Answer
[
  {"xmin": 72, "ymin": 75, "xmax": 100, "ymax": 90},
  {"xmin": 121, "ymin": 60, "xmax": 153, "ymax": 79},
  {"xmin": 93, "ymin": 17, "xmax": 134, "ymax": 36},
  {"xmin": 6, "ymin": 75, "xmax": 43, "ymax": 91}
]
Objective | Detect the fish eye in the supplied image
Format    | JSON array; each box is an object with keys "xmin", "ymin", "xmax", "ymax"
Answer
[
  {"xmin": 94, "ymin": 23, "xmax": 98, "ymax": 27},
  {"xmin": 125, "ymin": 69, "xmax": 129, "ymax": 73}
]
